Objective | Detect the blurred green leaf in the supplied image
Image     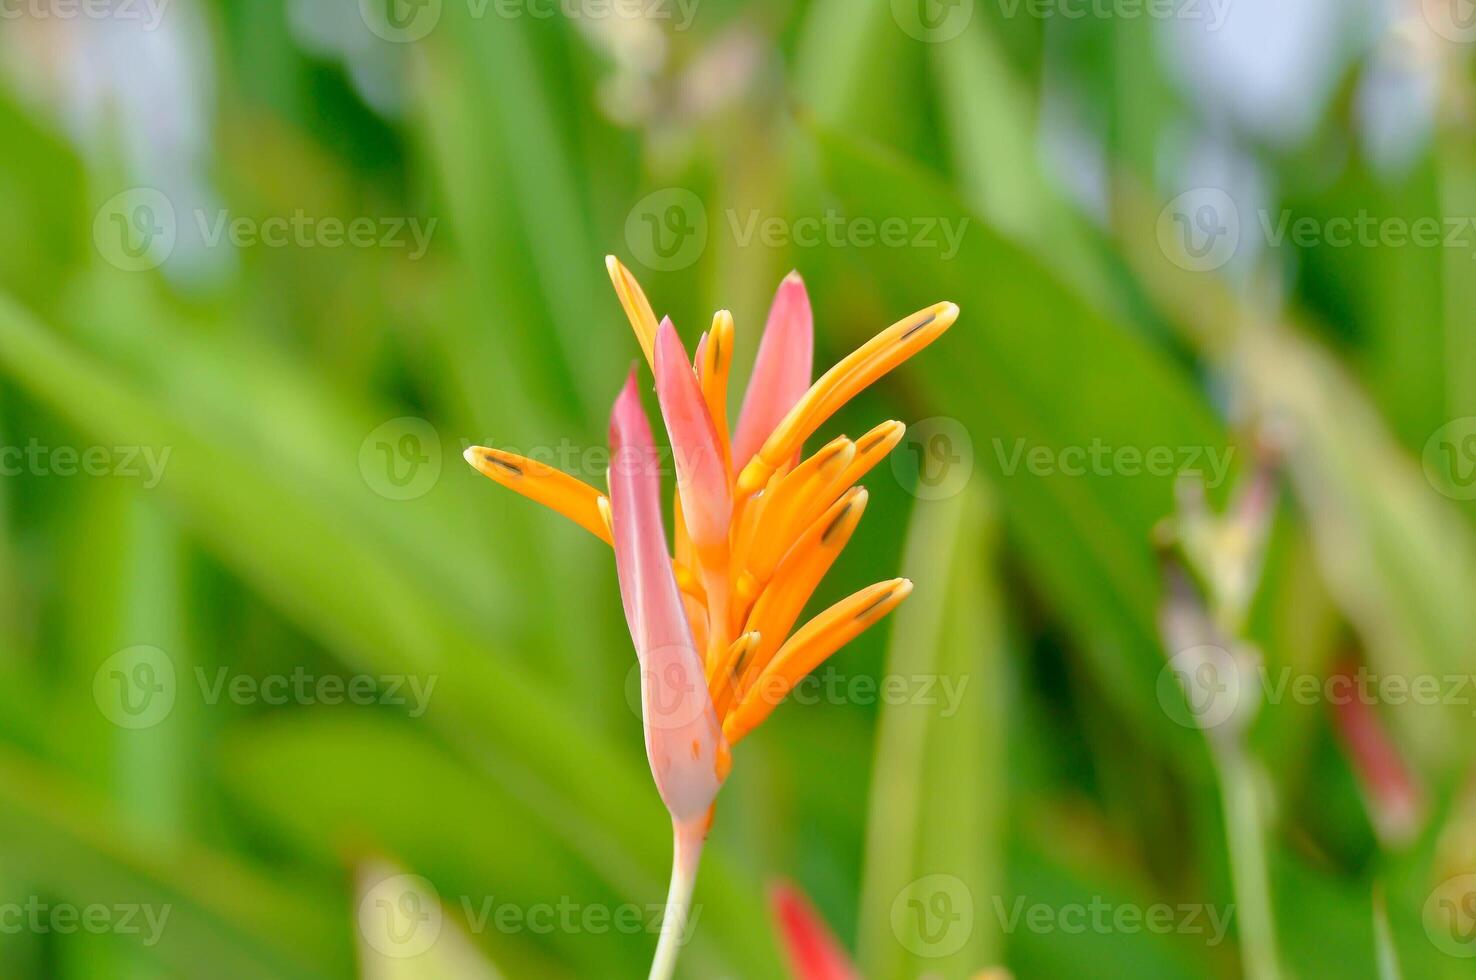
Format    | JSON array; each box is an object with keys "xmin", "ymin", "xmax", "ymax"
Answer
[
  {"xmin": 1116, "ymin": 189, "xmax": 1476, "ymax": 783},
  {"xmin": 857, "ymin": 483, "xmax": 1006, "ymax": 977},
  {"xmin": 814, "ymin": 124, "xmax": 1229, "ymax": 761},
  {"xmin": 0, "ymin": 743, "xmax": 348, "ymax": 979}
]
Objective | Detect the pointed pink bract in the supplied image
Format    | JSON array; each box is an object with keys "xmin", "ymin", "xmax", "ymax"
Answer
[
  {"xmin": 608, "ymin": 372, "xmax": 725, "ymax": 822},
  {"xmin": 770, "ymin": 880, "xmax": 859, "ymax": 980},
  {"xmin": 732, "ymin": 272, "xmax": 814, "ymax": 472},
  {"xmin": 653, "ymin": 317, "xmax": 732, "ymax": 550}
]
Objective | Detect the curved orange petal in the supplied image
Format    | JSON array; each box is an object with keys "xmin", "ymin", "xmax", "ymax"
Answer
[
  {"xmin": 737, "ymin": 302, "xmax": 957, "ymax": 495},
  {"xmin": 606, "ymin": 255, "xmax": 659, "ymax": 369},
  {"xmin": 464, "ymin": 446, "xmax": 611, "ymax": 544},
  {"xmin": 725, "ymin": 579, "xmax": 911, "ymax": 744}
]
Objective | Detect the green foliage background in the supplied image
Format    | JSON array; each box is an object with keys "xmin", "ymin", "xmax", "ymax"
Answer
[{"xmin": 0, "ymin": 0, "xmax": 1473, "ymax": 977}]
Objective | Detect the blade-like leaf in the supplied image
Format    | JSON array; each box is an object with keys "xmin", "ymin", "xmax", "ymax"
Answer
[
  {"xmin": 815, "ymin": 125, "xmax": 1230, "ymax": 759},
  {"xmin": 857, "ymin": 484, "xmax": 1005, "ymax": 977}
]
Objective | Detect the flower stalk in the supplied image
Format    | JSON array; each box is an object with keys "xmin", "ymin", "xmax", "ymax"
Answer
[{"xmin": 649, "ymin": 816, "xmax": 708, "ymax": 980}]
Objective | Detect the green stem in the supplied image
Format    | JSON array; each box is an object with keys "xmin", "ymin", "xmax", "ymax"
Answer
[
  {"xmin": 1214, "ymin": 747, "xmax": 1281, "ymax": 980},
  {"xmin": 648, "ymin": 817, "xmax": 706, "ymax": 980}
]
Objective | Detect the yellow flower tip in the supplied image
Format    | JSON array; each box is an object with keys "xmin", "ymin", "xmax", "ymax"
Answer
[
  {"xmin": 464, "ymin": 445, "xmax": 519, "ymax": 479},
  {"xmin": 736, "ymin": 455, "xmax": 776, "ymax": 498},
  {"xmin": 782, "ymin": 269, "xmax": 804, "ymax": 286},
  {"xmin": 848, "ymin": 577, "xmax": 913, "ymax": 626},
  {"xmin": 605, "ymin": 255, "xmax": 659, "ymax": 368},
  {"xmin": 828, "ymin": 485, "xmax": 869, "ymax": 539},
  {"xmin": 865, "ymin": 420, "xmax": 906, "ymax": 450},
  {"xmin": 707, "ymin": 629, "xmax": 761, "ymax": 717},
  {"xmin": 710, "ymin": 310, "xmax": 734, "ymax": 355},
  {"xmin": 466, "ymin": 445, "xmax": 612, "ymax": 544},
  {"xmin": 743, "ymin": 301, "xmax": 959, "ymax": 484},
  {"xmin": 674, "ymin": 561, "xmax": 707, "ymax": 602}
]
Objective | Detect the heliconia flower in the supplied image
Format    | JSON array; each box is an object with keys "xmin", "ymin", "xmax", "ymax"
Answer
[
  {"xmin": 769, "ymin": 879, "xmax": 1014, "ymax": 980},
  {"xmin": 1328, "ymin": 657, "xmax": 1423, "ymax": 846},
  {"xmin": 464, "ymin": 256, "xmax": 957, "ymax": 980},
  {"xmin": 769, "ymin": 880, "xmax": 860, "ymax": 980}
]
